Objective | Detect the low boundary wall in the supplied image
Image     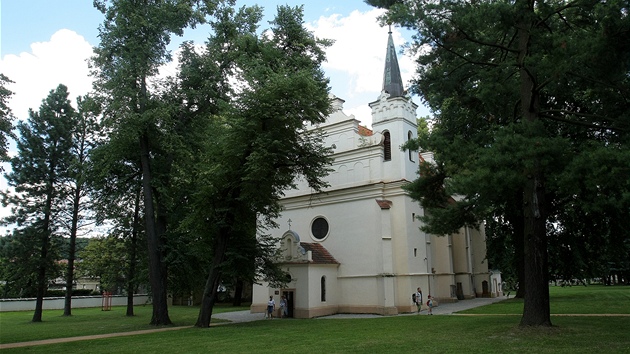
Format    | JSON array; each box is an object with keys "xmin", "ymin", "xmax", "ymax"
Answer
[{"xmin": 0, "ymin": 294, "xmax": 151, "ymax": 312}]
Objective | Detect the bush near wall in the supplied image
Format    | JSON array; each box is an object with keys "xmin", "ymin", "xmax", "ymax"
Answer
[{"xmin": 43, "ymin": 289, "xmax": 100, "ymax": 297}]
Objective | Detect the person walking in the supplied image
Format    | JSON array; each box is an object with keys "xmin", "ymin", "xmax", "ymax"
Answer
[
  {"xmin": 427, "ymin": 295, "xmax": 434, "ymax": 315},
  {"xmin": 414, "ymin": 287, "xmax": 423, "ymax": 314},
  {"xmin": 266, "ymin": 296, "xmax": 275, "ymax": 319},
  {"xmin": 280, "ymin": 295, "xmax": 288, "ymax": 318}
]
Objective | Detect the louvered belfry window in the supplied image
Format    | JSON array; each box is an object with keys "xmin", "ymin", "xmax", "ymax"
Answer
[{"xmin": 384, "ymin": 131, "xmax": 392, "ymax": 161}]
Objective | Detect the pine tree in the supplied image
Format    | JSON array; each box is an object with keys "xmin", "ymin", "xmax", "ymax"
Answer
[
  {"xmin": 369, "ymin": 0, "xmax": 630, "ymax": 326},
  {"xmin": 2, "ymin": 84, "xmax": 75, "ymax": 322},
  {"xmin": 62, "ymin": 95, "xmax": 101, "ymax": 316}
]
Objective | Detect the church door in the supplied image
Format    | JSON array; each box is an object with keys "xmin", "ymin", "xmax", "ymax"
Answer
[{"xmin": 282, "ymin": 290, "xmax": 295, "ymax": 318}]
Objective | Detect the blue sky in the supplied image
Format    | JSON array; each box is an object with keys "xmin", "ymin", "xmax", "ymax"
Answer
[
  {"xmin": 2, "ymin": 1, "xmax": 376, "ymax": 55},
  {"xmin": 1, "ymin": 1, "xmax": 428, "ymax": 125}
]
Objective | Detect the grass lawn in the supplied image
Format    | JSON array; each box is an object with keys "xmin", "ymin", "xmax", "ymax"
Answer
[
  {"xmin": 459, "ymin": 284, "xmax": 630, "ymax": 315},
  {"xmin": 1, "ymin": 285, "xmax": 629, "ymax": 353},
  {"xmin": 0, "ymin": 303, "xmax": 243, "ymax": 344}
]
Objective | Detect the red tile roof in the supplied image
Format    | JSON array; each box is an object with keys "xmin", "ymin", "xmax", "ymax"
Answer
[
  {"xmin": 300, "ymin": 242, "xmax": 340, "ymax": 264},
  {"xmin": 358, "ymin": 125, "xmax": 373, "ymax": 136}
]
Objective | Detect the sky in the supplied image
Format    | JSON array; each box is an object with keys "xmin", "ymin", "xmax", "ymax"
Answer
[
  {"xmin": 0, "ymin": 0, "xmax": 429, "ymax": 229},
  {"xmin": 1, "ymin": 0, "xmax": 429, "ymax": 125}
]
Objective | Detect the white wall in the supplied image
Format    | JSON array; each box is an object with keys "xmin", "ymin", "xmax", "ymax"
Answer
[{"xmin": 0, "ymin": 295, "xmax": 151, "ymax": 312}]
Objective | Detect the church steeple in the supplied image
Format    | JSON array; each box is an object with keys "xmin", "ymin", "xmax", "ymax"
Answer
[{"xmin": 382, "ymin": 26, "xmax": 404, "ymax": 98}]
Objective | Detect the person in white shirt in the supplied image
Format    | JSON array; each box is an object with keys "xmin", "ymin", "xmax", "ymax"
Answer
[
  {"xmin": 415, "ymin": 287, "xmax": 423, "ymax": 313},
  {"xmin": 266, "ymin": 296, "xmax": 275, "ymax": 319}
]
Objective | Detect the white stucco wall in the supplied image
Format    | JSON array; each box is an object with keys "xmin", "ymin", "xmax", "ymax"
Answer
[{"xmin": 0, "ymin": 294, "xmax": 150, "ymax": 312}]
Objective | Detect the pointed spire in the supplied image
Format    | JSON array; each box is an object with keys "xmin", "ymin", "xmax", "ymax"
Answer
[{"xmin": 382, "ymin": 26, "xmax": 404, "ymax": 98}]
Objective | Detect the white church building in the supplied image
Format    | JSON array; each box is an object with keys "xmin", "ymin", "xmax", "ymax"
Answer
[{"xmin": 251, "ymin": 30, "xmax": 500, "ymax": 319}]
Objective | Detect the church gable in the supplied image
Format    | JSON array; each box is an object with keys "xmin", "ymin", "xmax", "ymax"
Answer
[
  {"xmin": 300, "ymin": 242, "xmax": 339, "ymax": 264},
  {"xmin": 278, "ymin": 230, "xmax": 339, "ymax": 265}
]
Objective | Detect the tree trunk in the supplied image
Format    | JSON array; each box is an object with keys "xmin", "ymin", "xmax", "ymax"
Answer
[
  {"xmin": 32, "ymin": 232, "xmax": 50, "ymax": 323},
  {"xmin": 33, "ymin": 186, "xmax": 54, "ymax": 322},
  {"xmin": 507, "ymin": 190, "xmax": 526, "ymax": 299},
  {"xmin": 521, "ymin": 173, "xmax": 551, "ymax": 326},
  {"xmin": 127, "ymin": 190, "xmax": 141, "ymax": 317},
  {"xmin": 196, "ymin": 224, "xmax": 231, "ymax": 327},
  {"xmin": 139, "ymin": 132, "xmax": 172, "ymax": 326},
  {"xmin": 232, "ymin": 279, "xmax": 244, "ymax": 307},
  {"xmin": 517, "ymin": 3, "xmax": 551, "ymax": 326},
  {"xmin": 64, "ymin": 184, "xmax": 82, "ymax": 316}
]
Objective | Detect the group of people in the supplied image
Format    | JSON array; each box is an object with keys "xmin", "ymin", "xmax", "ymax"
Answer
[
  {"xmin": 267, "ymin": 289, "xmax": 433, "ymax": 319},
  {"xmin": 413, "ymin": 287, "xmax": 434, "ymax": 315},
  {"xmin": 266, "ymin": 295, "xmax": 289, "ymax": 319}
]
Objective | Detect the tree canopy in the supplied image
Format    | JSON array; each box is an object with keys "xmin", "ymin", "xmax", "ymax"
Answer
[
  {"xmin": 2, "ymin": 84, "xmax": 76, "ymax": 321},
  {"xmin": 173, "ymin": 4, "xmax": 333, "ymax": 327},
  {"xmin": 90, "ymin": 1, "xmax": 333, "ymax": 327},
  {"xmin": 0, "ymin": 74, "xmax": 16, "ymax": 165},
  {"xmin": 368, "ymin": 0, "xmax": 630, "ymax": 327},
  {"xmin": 90, "ymin": 0, "xmax": 223, "ymax": 326}
]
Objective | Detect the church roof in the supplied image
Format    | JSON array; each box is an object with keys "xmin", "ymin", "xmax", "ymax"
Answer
[
  {"xmin": 358, "ymin": 125, "xmax": 373, "ymax": 136},
  {"xmin": 382, "ymin": 28, "xmax": 405, "ymax": 98},
  {"xmin": 300, "ymin": 242, "xmax": 339, "ymax": 264}
]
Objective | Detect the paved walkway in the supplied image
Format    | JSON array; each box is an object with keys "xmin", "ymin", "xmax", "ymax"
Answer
[
  {"xmin": 0, "ymin": 296, "xmax": 509, "ymax": 349},
  {"xmin": 208, "ymin": 295, "xmax": 509, "ymax": 322}
]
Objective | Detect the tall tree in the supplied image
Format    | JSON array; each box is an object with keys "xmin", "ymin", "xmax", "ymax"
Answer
[
  {"xmin": 183, "ymin": 4, "xmax": 333, "ymax": 327},
  {"xmin": 89, "ymin": 137, "xmax": 148, "ymax": 316},
  {"xmin": 369, "ymin": 0, "xmax": 630, "ymax": 327},
  {"xmin": 91, "ymin": 0, "xmax": 222, "ymax": 325},
  {"xmin": 2, "ymin": 84, "xmax": 75, "ymax": 322},
  {"xmin": 63, "ymin": 95, "xmax": 100, "ymax": 316}
]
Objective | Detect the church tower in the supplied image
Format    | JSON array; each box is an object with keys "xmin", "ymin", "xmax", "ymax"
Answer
[{"xmin": 370, "ymin": 28, "xmax": 419, "ymax": 182}]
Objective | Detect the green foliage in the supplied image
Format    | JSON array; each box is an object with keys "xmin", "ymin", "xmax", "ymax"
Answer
[
  {"xmin": 58, "ymin": 237, "xmax": 90, "ymax": 260},
  {"xmin": 0, "ymin": 229, "xmax": 63, "ymax": 298},
  {"xmin": 90, "ymin": 0, "xmax": 228, "ymax": 325},
  {"xmin": 383, "ymin": 0, "xmax": 630, "ymax": 282},
  {"xmin": 43, "ymin": 289, "xmax": 97, "ymax": 297},
  {"xmin": 2, "ymin": 84, "xmax": 76, "ymax": 228},
  {"xmin": 77, "ymin": 236, "xmax": 126, "ymax": 292},
  {"xmin": 1, "ymin": 85, "xmax": 76, "ymax": 320},
  {"xmin": 0, "ymin": 73, "xmax": 16, "ymax": 165},
  {"xmin": 171, "ymin": 3, "xmax": 331, "ymax": 285}
]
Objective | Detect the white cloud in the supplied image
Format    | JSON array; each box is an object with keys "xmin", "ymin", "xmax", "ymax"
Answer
[
  {"xmin": 0, "ymin": 30, "xmax": 94, "ymax": 232},
  {"xmin": 307, "ymin": 9, "xmax": 420, "ymax": 127},
  {"xmin": 0, "ymin": 29, "xmax": 94, "ymax": 122}
]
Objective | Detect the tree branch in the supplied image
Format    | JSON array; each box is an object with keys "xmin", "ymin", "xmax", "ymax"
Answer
[{"xmin": 538, "ymin": 111, "xmax": 625, "ymax": 132}]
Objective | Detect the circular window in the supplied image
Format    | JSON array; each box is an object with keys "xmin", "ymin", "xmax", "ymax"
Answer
[{"xmin": 311, "ymin": 217, "xmax": 329, "ymax": 241}]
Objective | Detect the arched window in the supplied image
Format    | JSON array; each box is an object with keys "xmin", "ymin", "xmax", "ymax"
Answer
[
  {"xmin": 321, "ymin": 276, "xmax": 326, "ymax": 302},
  {"xmin": 383, "ymin": 131, "xmax": 391, "ymax": 161},
  {"xmin": 408, "ymin": 131, "xmax": 414, "ymax": 162}
]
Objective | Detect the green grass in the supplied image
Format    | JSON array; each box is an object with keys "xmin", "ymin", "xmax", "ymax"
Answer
[
  {"xmin": 1, "ymin": 286, "xmax": 629, "ymax": 353},
  {"xmin": 459, "ymin": 284, "xmax": 630, "ymax": 315},
  {"xmin": 0, "ymin": 304, "xmax": 246, "ymax": 344}
]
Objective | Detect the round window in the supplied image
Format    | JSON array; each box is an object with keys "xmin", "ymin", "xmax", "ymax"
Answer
[{"xmin": 311, "ymin": 217, "xmax": 329, "ymax": 241}]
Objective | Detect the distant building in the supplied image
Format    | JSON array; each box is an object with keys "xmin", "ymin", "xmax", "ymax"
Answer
[{"xmin": 251, "ymin": 30, "xmax": 499, "ymax": 319}]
